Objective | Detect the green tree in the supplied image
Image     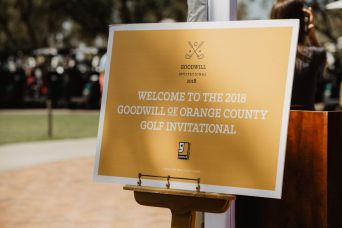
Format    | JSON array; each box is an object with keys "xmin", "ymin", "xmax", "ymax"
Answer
[
  {"xmin": 0, "ymin": 0, "xmax": 116, "ymax": 50},
  {"xmin": 117, "ymin": 0, "xmax": 187, "ymax": 23},
  {"xmin": 0, "ymin": 0, "xmax": 187, "ymax": 51}
]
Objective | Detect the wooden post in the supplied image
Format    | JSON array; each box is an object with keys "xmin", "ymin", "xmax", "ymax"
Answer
[{"xmin": 236, "ymin": 111, "xmax": 342, "ymax": 228}]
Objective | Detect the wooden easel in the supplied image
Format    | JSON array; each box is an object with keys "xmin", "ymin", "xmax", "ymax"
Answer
[{"xmin": 124, "ymin": 174, "xmax": 235, "ymax": 228}]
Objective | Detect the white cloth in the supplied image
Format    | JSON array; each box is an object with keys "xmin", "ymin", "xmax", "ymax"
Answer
[{"xmin": 187, "ymin": 0, "xmax": 208, "ymax": 22}]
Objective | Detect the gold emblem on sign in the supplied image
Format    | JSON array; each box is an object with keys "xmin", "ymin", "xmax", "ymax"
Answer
[
  {"xmin": 178, "ymin": 142, "xmax": 191, "ymax": 160},
  {"xmin": 185, "ymin": 41, "xmax": 204, "ymax": 59}
]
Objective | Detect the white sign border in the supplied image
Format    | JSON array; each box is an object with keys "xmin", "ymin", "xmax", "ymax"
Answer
[{"xmin": 93, "ymin": 20, "xmax": 299, "ymax": 199}]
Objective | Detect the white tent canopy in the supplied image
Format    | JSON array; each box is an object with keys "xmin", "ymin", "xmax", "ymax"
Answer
[{"xmin": 326, "ymin": 0, "xmax": 342, "ymax": 10}]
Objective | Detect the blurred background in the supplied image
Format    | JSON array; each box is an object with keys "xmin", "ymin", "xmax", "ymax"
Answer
[
  {"xmin": 0, "ymin": 0, "xmax": 341, "ymax": 112},
  {"xmin": 0, "ymin": 1, "xmax": 341, "ymax": 227},
  {"xmin": 1, "ymin": 0, "xmax": 341, "ymax": 144},
  {"xmin": 0, "ymin": 0, "xmax": 188, "ymax": 110},
  {"xmin": 0, "ymin": 0, "xmax": 189, "ymax": 145},
  {"xmin": 0, "ymin": 0, "xmax": 342, "ymax": 110}
]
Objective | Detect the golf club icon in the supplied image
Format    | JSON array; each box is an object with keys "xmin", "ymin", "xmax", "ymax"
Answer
[{"xmin": 185, "ymin": 41, "xmax": 205, "ymax": 59}]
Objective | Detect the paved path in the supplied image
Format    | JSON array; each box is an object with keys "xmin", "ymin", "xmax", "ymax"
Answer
[
  {"xmin": 0, "ymin": 139, "xmax": 170, "ymax": 227},
  {"xmin": 0, "ymin": 138, "xmax": 97, "ymax": 172}
]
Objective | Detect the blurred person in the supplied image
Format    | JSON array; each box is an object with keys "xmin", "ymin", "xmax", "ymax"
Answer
[
  {"xmin": 2, "ymin": 57, "xmax": 26, "ymax": 107},
  {"xmin": 46, "ymin": 55, "xmax": 65, "ymax": 106},
  {"xmin": 83, "ymin": 57, "xmax": 100, "ymax": 109},
  {"xmin": 99, "ymin": 53, "xmax": 106, "ymax": 94},
  {"xmin": 0, "ymin": 60, "xmax": 8, "ymax": 107},
  {"xmin": 271, "ymin": 0, "xmax": 327, "ymax": 110},
  {"xmin": 63, "ymin": 56, "xmax": 85, "ymax": 107}
]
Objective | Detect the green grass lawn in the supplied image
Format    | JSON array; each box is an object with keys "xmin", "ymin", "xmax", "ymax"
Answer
[{"xmin": 0, "ymin": 110, "xmax": 100, "ymax": 145}]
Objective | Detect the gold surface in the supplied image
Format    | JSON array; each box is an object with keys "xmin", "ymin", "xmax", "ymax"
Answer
[{"xmin": 99, "ymin": 26, "xmax": 294, "ymax": 191}]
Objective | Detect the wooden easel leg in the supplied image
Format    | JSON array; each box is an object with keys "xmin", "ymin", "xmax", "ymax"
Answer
[
  {"xmin": 170, "ymin": 210, "xmax": 195, "ymax": 228},
  {"xmin": 124, "ymin": 185, "xmax": 235, "ymax": 228}
]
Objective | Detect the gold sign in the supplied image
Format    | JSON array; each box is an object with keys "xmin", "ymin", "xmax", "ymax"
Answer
[{"xmin": 94, "ymin": 20, "xmax": 299, "ymax": 198}]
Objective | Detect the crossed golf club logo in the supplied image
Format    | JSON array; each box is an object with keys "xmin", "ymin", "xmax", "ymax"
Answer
[{"xmin": 185, "ymin": 41, "xmax": 205, "ymax": 59}]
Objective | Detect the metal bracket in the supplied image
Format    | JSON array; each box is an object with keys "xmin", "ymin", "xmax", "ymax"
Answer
[{"xmin": 137, "ymin": 173, "xmax": 201, "ymax": 192}]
